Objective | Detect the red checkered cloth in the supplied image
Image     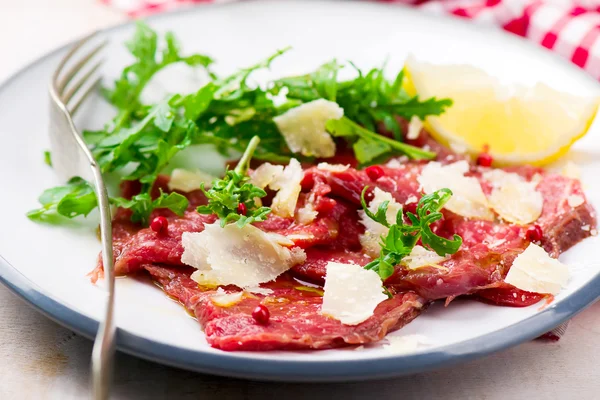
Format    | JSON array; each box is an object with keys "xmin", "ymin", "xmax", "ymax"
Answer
[
  {"xmin": 101, "ymin": 0, "xmax": 600, "ymax": 79},
  {"xmin": 100, "ymin": 0, "xmax": 590, "ymax": 339}
]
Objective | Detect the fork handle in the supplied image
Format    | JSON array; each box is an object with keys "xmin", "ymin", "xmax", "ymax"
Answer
[{"xmin": 90, "ymin": 163, "xmax": 115, "ymax": 400}]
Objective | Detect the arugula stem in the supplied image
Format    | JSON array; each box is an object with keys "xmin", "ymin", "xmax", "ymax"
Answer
[
  {"xmin": 224, "ymin": 136, "xmax": 261, "ymax": 192},
  {"xmin": 342, "ymin": 117, "xmax": 435, "ymax": 160},
  {"xmin": 234, "ymin": 136, "xmax": 261, "ymax": 176}
]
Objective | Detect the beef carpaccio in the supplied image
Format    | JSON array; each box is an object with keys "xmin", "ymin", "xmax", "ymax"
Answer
[{"xmin": 93, "ymin": 130, "xmax": 597, "ymax": 351}]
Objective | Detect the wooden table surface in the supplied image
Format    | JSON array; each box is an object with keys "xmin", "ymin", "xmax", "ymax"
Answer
[{"xmin": 2, "ymin": 1, "xmax": 600, "ymax": 399}]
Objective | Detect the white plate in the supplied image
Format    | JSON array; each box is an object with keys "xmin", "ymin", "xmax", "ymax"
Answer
[{"xmin": 1, "ymin": 0, "xmax": 600, "ymax": 382}]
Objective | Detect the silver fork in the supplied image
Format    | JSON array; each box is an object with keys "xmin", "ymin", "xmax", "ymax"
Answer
[{"xmin": 49, "ymin": 33, "xmax": 115, "ymax": 400}]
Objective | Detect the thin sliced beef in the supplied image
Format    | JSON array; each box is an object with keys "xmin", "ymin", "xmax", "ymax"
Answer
[
  {"xmin": 535, "ymin": 174, "xmax": 597, "ymax": 256},
  {"xmin": 476, "ymin": 284, "xmax": 547, "ymax": 307},
  {"xmin": 144, "ymin": 265, "xmax": 425, "ymax": 351},
  {"xmin": 91, "ymin": 176, "xmax": 216, "ymax": 282},
  {"xmin": 110, "ymin": 211, "xmax": 216, "ymax": 278},
  {"xmin": 292, "ymin": 247, "xmax": 372, "ymax": 285},
  {"xmin": 301, "ymin": 163, "xmax": 596, "ymax": 305}
]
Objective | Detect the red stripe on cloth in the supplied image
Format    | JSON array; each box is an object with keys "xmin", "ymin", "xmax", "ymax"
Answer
[
  {"xmin": 540, "ymin": 6, "xmax": 599, "ymax": 50},
  {"xmin": 503, "ymin": 1, "xmax": 544, "ymax": 37},
  {"xmin": 449, "ymin": 1, "xmax": 489, "ymax": 19},
  {"xmin": 452, "ymin": 8, "xmax": 469, "ymax": 17},
  {"xmin": 541, "ymin": 12, "xmax": 573, "ymax": 49},
  {"xmin": 572, "ymin": 25, "xmax": 600, "ymax": 68}
]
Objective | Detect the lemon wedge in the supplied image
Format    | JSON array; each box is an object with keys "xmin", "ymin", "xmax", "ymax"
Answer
[{"xmin": 405, "ymin": 56, "xmax": 599, "ymax": 166}]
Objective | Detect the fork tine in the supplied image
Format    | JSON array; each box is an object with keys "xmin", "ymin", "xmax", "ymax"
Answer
[
  {"xmin": 56, "ymin": 39, "xmax": 107, "ymax": 94},
  {"xmin": 52, "ymin": 32, "xmax": 96, "ymax": 89},
  {"xmin": 62, "ymin": 60, "xmax": 103, "ymax": 104},
  {"xmin": 69, "ymin": 76, "xmax": 102, "ymax": 116}
]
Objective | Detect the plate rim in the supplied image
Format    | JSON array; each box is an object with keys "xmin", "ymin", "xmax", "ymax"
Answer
[{"xmin": 1, "ymin": 0, "xmax": 600, "ymax": 382}]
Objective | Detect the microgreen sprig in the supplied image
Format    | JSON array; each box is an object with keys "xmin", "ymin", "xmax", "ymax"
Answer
[
  {"xmin": 196, "ymin": 136, "xmax": 271, "ymax": 228},
  {"xmin": 361, "ymin": 187, "xmax": 462, "ymax": 280}
]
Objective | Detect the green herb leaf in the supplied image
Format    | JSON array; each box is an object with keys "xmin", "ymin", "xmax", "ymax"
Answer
[
  {"xmin": 413, "ymin": 188, "xmax": 463, "ymax": 256},
  {"xmin": 273, "ymin": 61, "xmax": 452, "ymax": 164},
  {"xmin": 43, "ymin": 151, "xmax": 52, "ymax": 167},
  {"xmin": 112, "ymin": 190, "xmax": 188, "ymax": 225},
  {"xmin": 197, "ymin": 136, "xmax": 271, "ymax": 227},
  {"xmin": 327, "ymin": 117, "xmax": 435, "ymax": 166},
  {"xmin": 105, "ymin": 21, "xmax": 213, "ymax": 111},
  {"xmin": 27, "ymin": 177, "xmax": 97, "ymax": 222},
  {"xmin": 360, "ymin": 187, "xmax": 462, "ymax": 280}
]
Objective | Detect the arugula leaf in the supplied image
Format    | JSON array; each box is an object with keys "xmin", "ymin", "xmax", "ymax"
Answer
[
  {"xmin": 29, "ymin": 24, "xmax": 454, "ymax": 230},
  {"xmin": 410, "ymin": 189, "xmax": 462, "ymax": 256},
  {"xmin": 105, "ymin": 21, "xmax": 213, "ymax": 111},
  {"xmin": 27, "ymin": 177, "xmax": 98, "ymax": 222},
  {"xmin": 272, "ymin": 60, "xmax": 451, "ymax": 163},
  {"xmin": 197, "ymin": 136, "xmax": 271, "ymax": 227},
  {"xmin": 275, "ymin": 60, "xmax": 342, "ymax": 102},
  {"xmin": 43, "ymin": 151, "xmax": 52, "ymax": 167},
  {"xmin": 189, "ymin": 49, "xmax": 295, "ymax": 163},
  {"xmin": 112, "ymin": 190, "xmax": 188, "ymax": 225},
  {"xmin": 360, "ymin": 187, "xmax": 462, "ymax": 280},
  {"xmin": 27, "ymin": 178, "xmax": 188, "ymax": 226},
  {"xmin": 326, "ymin": 117, "xmax": 435, "ymax": 166}
]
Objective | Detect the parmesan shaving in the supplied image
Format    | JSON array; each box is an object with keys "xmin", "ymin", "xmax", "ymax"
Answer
[
  {"xmin": 449, "ymin": 142, "xmax": 467, "ymax": 154},
  {"xmin": 384, "ymin": 334, "xmax": 431, "ymax": 354},
  {"xmin": 168, "ymin": 168, "xmax": 216, "ymax": 192},
  {"xmin": 406, "ymin": 116, "xmax": 423, "ymax": 140},
  {"xmin": 418, "ymin": 161, "xmax": 493, "ymax": 220},
  {"xmin": 317, "ymin": 163, "xmax": 350, "ymax": 172},
  {"xmin": 245, "ymin": 286, "xmax": 274, "ymax": 295},
  {"xmin": 183, "ymin": 223, "xmax": 306, "ymax": 289},
  {"xmin": 296, "ymin": 203, "xmax": 318, "ymax": 225},
  {"xmin": 567, "ymin": 194, "xmax": 585, "ymax": 208},
  {"xmin": 504, "ymin": 243, "xmax": 569, "ymax": 295},
  {"xmin": 321, "ymin": 262, "xmax": 387, "ymax": 325},
  {"xmin": 561, "ymin": 161, "xmax": 582, "ymax": 180},
  {"xmin": 210, "ymin": 289, "xmax": 244, "ymax": 307},
  {"xmin": 273, "ymin": 99, "xmax": 342, "ymax": 158},
  {"xmin": 405, "ymin": 195, "xmax": 418, "ymax": 205},
  {"xmin": 386, "ymin": 156, "xmax": 409, "ymax": 169},
  {"xmin": 250, "ymin": 163, "xmax": 284, "ymax": 189},
  {"xmin": 401, "ymin": 245, "xmax": 449, "ymax": 270},
  {"xmin": 270, "ymin": 158, "xmax": 303, "ymax": 218},
  {"xmin": 358, "ymin": 188, "xmax": 403, "ymax": 257},
  {"xmin": 484, "ymin": 169, "xmax": 543, "ymax": 224}
]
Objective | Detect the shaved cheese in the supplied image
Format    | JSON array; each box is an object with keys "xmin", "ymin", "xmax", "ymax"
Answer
[
  {"xmin": 418, "ymin": 161, "xmax": 493, "ymax": 220},
  {"xmin": 384, "ymin": 334, "xmax": 431, "ymax": 354},
  {"xmin": 183, "ymin": 223, "xmax": 306, "ymax": 289},
  {"xmin": 405, "ymin": 195, "xmax": 418, "ymax": 205},
  {"xmin": 386, "ymin": 156, "xmax": 409, "ymax": 169},
  {"xmin": 449, "ymin": 142, "xmax": 467, "ymax": 154},
  {"xmin": 286, "ymin": 233, "xmax": 315, "ymax": 241},
  {"xmin": 321, "ymin": 262, "xmax": 387, "ymax": 325},
  {"xmin": 358, "ymin": 188, "xmax": 403, "ymax": 257},
  {"xmin": 210, "ymin": 288, "xmax": 244, "ymax": 307},
  {"xmin": 317, "ymin": 162, "xmax": 350, "ymax": 172},
  {"xmin": 245, "ymin": 286, "xmax": 274, "ymax": 295},
  {"xmin": 296, "ymin": 203, "xmax": 318, "ymax": 225},
  {"xmin": 168, "ymin": 168, "xmax": 216, "ymax": 192},
  {"xmin": 273, "ymin": 99, "xmax": 342, "ymax": 158},
  {"xmin": 504, "ymin": 243, "xmax": 569, "ymax": 295},
  {"xmin": 561, "ymin": 161, "xmax": 581, "ymax": 180},
  {"xmin": 407, "ymin": 116, "xmax": 423, "ymax": 140},
  {"xmin": 250, "ymin": 159, "xmax": 304, "ymax": 218},
  {"xmin": 567, "ymin": 194, "xmax": 585, "ymax": 208},
  {"xmin": 250, "ymin": 163, "xmax": 284, "ymax": 189},
  {"xmin": 401, "ymin": 245, "xmax": 449, "ymax": 270},
  {"xmin": 484, "ymin": 170, "xmax": 543, "ymax": 224},
  {"xmin": 270, "ymin": 158, "xmax": 303, "ymax": 218}
]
